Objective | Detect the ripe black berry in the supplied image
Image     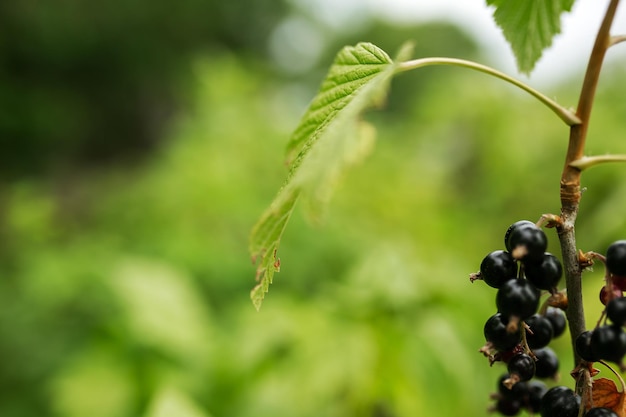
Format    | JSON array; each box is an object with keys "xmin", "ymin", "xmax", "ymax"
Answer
[
  {"xmin": 507, "ymin": 222, "xmax": 548, "ymax": 262},
  {"xmin": 480, "ymin": 250, "xmax": 517, "ymax": 288},
  {"xmin": 540, "ymin": 386, "xmax": 580, "ymax": 417},
  {"xmin": 575, "ymin": 330, "xmax": 600, "ymax": 363},
  {"xmin": 498, "ymin": 373, "xmax": 529, "ymax": 399},
  {"xmin": 505, "ymin": 220, "xmax": 535, "ymax": 252},
  {"xmin": 590, "ymin": 324, "xmax": 626, "ymax": 364},
  {"xmin": 607, "ymin": 240, "xmax": 626, "ymax": 276},
  {"xmin": 484, "ymin": 313, "xmax": 521, "ymax": 351},
  {"xmin": 495, "ymin": 397, "xmax": 522, "ymax": 416},
  {"xmin": 545, "ymin": 307, "xmax": 567, "ymax": 338},
  {"xmin": 526, "ymin": 380, "xmax": 548, "ymax": 414},
  {"xmin": 585, "ymin": 408, "xmax": 619, "ymax": 417},
  {"xmin": 507, "ymin": 353, "xmax": 536, "ymax": 382},
  {"xmin": 525, "ymin": 314, "xmax": 554, "ymax": 349},
  {"xmin": 533, "ymin": 347, "xmax": 559, "ymax": 379},
  {"xmin": 606, "ymin": 296, "xmax": 626, "ymax": 326},
  {"xmin": 524, "ymin": 253, "xmax": 562, "ymax": 291},
  {"xmin": 496, "ymin": 279, "xmax": 541, "ymax": 322}
]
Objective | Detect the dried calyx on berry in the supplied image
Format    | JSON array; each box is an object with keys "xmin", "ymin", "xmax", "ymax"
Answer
[
  {"xmin": 496, "ymin": 278, "xmax": 541, "ymax": 331},
  {"xmin": 482, "ymin": 313, "xmax": 522, "ymax": 354},
  {"xmin": 504, "ymin": 353, "xmax": 536, "ymax": 388},
  {"xmin": 506, "ymin": 221, "xmax": 548, "ymax": 263}
]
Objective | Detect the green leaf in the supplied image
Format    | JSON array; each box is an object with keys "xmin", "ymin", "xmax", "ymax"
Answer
[
  {"xmin": 249, "ymin": 42, "xmax": 412, "ymax": 310},
  {"xmin": 487, "ymin": 0, "xmax": 576, "ymax": 74}
]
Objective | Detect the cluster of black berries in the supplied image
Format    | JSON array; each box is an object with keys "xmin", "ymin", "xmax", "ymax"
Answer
[
  {"xmin": 576, "ymin": 240, "xmax": 626, "ymax": 369},
  {"xmin": 472, "ymin": 220, "xmax": 570, "ymax": 416}
]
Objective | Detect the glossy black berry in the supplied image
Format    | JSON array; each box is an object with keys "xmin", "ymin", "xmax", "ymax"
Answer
[
  {"xmin": 496, "ymin": 397, "xmax": 522, "ymax": 416},
  {"xmin": 590, "ymin": 324, "xmax": 626, "ymax": 364},
  {"xmin": 540, "ymin": 386, "xmax": 580, "ymax": 417},
  {"xmin": 524, "ymin": 253, "xmax": 563, "ymax": 291},
  {"xmin": 575, "ymin": 330, "xmax": 600, "ymax": 363},
  {"xmin": 484, "ymin": 313, "xmax": 521, "ymax": 351},
  {"xmin": 508, "ymin": 353, "xmax": 536, "ymax": 382},
  {"xmin": 526, "ymin": 380, "xmax": 548, "ymax": 414},
  {"xmin": 498, "ymin": 373, "xmax": 528, "ymax": 399},
  {"xmin": 507, "ymin": 222, "xmax": 548, "ymax": 262},
  {"xmin": 480, "ymin": 250, "xmax": 517, "ymax": 288},
  {"xmin": 545, "ymin": 307, "xmax": 567, "ymax": 338},
  {"xmin": 585, "ymin": 407, "xmax": 619, "ymax": 417},
  {"xmin": 606, "ymin": 296, "xmax": 626, "ymax": 326},
  {"xmin": 496, "ymin": 278, "xmax": 541, "ymax": 321},
  {"xmin": 533, "ymin": 347, "xmax": 559, "ymax": 379},
  {"xmin": 525, "ymin": 314, "xmax": 554, "ymax": 349},
  {"xmin": 505, "ymin": 220, "xmax": 535, "ymax": 252},
  {"xmin": 607, "ymin": 240, "xmax": 626, "ymax": 276}
]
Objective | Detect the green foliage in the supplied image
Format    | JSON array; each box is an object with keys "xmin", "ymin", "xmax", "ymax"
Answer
[
  {"xmin": 1, "ymin": 48, "xmax": 625, "ymax": 417},
  {"xmin": 486, "ymin": 0, "xmax": 576, "ymax": 74},
  {"xmin": 0, "ymin": 0, "xmax": 289, "ymax": 178},
  {"xmin": 249, "ymin": 42, "xmax": 412, "ymax": 310}
]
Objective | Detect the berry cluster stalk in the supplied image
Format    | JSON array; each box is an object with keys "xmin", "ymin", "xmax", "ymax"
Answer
[{"xmin": 558, "ymin": 0, "xmax": 620, "ymax": 378}]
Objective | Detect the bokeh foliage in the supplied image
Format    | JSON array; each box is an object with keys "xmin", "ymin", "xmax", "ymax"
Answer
[{"xmin": 1, "ymin": 2, "xmax": 625, "ymax": 417}]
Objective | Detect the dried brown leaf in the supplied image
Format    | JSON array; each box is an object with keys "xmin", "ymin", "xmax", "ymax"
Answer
[{"xmin": 591, "ymin": 377, "xmax": 625, "ymax": 416}]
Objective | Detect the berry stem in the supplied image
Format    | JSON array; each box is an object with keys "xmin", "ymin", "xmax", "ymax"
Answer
[
  {"xmin": 558, "ymin": 0, "xmax": 620, "ymax": 392},
  {"xmin": 598, "ymin": 360, "xmax": 626, "ymax": 392}
]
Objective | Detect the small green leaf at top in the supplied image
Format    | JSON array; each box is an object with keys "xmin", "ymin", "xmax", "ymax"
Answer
[
  {"xmin": 249, "ymin": 42, "xmax": 412, "ymax": 310},
  {"xmin": 487, "ymin": 0, "xmax": 576, "ymax": 74}
]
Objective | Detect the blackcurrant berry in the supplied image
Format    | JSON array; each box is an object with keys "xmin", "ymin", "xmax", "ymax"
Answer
[
  {"xmin": 526, "ymin": 380, "xmax": 548, "ymax": 414},
  {"xmin": 585, "ymin": 407, "xmax": 619, "ymax": 417},
  {"xmin": 575, "ymin": 330, "xmax": 600, "ymax": 363},
  {"xmin": 498, "ymin": 373, "xmax": 529, "ymax": 399},
  {"xmin": 496, "ymin": 397, "xmax": 522, "ymax": 416},
  {"xmin": 545, "ymin": 307, "xmax": 567, "ymax": 338},
  {"xmin": 484, "ymin": 313, "xmax": 522, "ymax": 351},
  {"xmin": 533, "ymin": 347, "xmax": 559, "ymax": 379},
  {"xmin": 590, "ymin": 325, "xmax": 626, "ymax": 364},
  {"xmin": 607, "ymin": 240, "xmax": 626, "ymax": 276},
  {"xmin": 540, "ymin": 386, "xmax": 580, "ymax": 417},
  {"xmin": 507, "ymin": 223, "xmax": 548, "ymax": 262},
  {"xmin": 505, "ymin": 220, "xmax": 535, "ymax": 252},
  {"xmin": 525, "ymin": 314, "xmax": 554, "ymax": 349},
  {"xmin": 507, "ymin": 353, "xmax": 536, "ymax": 383},
  {"xmin": 600, "ymin": 284, "xmax": 623, "ymax": 306},
  {"xmin": 496, "ymin": 279, "xmax": 541, "ymax": 322},
  {"xmin": 524, "ymin": 253, "xmax": 562, "ymax": 291},
  {"xmin": 606, "ymin": 296, "xmax": 626, "ymax": 326},
  {"xmin": 480, "ymin": 250, "xmax": 517, "ymax": 288}
]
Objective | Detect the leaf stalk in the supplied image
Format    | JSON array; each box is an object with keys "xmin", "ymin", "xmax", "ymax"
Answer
[
  {"xmin": 569, "ymin": 154, "xmax": 626, "ymax": 170},
  {"xmin": 397, "ymin": 57, "xmax": 581, "ymax": 126}
]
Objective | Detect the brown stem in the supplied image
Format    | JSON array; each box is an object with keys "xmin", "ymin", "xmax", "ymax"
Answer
[{"xmin": 559, "ymin": 0, "xmax": 620, "ymax": 377}]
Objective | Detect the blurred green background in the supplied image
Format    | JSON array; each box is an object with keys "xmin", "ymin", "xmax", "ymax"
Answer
[{"xmin": 1, "ymin": 1, "xmax": 626, "ymax": 416}]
